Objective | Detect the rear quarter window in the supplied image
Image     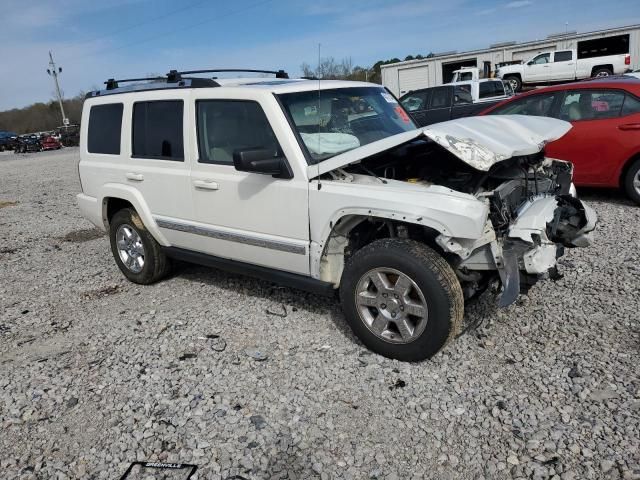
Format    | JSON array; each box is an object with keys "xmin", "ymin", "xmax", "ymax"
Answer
[{"xmin": 87, "ymin": 103, "xmax": 123, "ymax": 155}]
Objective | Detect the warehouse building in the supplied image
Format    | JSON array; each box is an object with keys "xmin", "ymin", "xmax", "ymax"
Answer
[{"xmin": 382, "ymin": 24, "xmax": 640, "ymax": 97}]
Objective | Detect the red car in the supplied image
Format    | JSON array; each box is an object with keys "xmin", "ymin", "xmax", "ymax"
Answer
[
  {"xmin": 481, "ymin": 77, "xmax": 640, "ymax": 204},
  {"xmin": 41, "ymin": 135, "xmax": 62, "ymax": 151}
]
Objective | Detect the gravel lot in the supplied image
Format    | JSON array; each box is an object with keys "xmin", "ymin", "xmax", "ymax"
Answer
[{"xmin": 1, "ymin": 148, "xmax": 639, "ymax": 480}]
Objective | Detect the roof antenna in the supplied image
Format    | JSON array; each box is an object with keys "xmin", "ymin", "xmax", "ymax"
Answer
[{"xmin": 317, "ymin": 42, "xmax": 322, "ymax": 188}]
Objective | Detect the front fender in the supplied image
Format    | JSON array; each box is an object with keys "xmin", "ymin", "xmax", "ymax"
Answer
[{"xmin": 99, "ymin": 183, "xmax": 170, "ymax": 246}]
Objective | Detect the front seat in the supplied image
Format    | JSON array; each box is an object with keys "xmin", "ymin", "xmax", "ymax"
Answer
[{"xmin": 568, "ymin": 103, "xmax": 582, "ymax": 121}]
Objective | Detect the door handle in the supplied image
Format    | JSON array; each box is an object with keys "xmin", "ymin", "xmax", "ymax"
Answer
[
  {"xmin": 126, "ymin": 172, "xmax": 144, "ymax": 182},
  {"xmin": 618, "ymin": 123, "xmax": 640, "ymax": 131},
  {"xmin": 193, "ymin": 179, "xmax": 219, "ymax": 190}
]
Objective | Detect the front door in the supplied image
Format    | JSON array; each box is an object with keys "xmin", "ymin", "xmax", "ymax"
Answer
[
  {"xmin": 186, "ymin": 98, "xmax": 310, "ymax": 275},
  {"xmin": 524, "ymin": 53, "xmax": 551, "ymax": 82}
]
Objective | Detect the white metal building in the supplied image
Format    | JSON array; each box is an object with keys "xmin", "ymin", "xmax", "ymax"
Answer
[{"xmin": 382, "ymin": 24, "xmax": 640, "ymax": 97}]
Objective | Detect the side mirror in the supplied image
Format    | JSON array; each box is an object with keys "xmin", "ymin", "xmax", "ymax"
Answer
[{"xmin": 233, "ymin": 148, "xmax": 292, "ymax": 179}]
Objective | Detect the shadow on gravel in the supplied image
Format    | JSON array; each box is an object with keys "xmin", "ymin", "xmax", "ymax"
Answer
[
  {"xmin": 173, "ymin": 262, "xmax": 360, "ymax": 344},
  {"xmin": 57, "ymin": 228, "xmax": 105, "ymax": 243},
  {"xmin": 576, "ymin": 187, "xmax": 636, "ymax": 207}
]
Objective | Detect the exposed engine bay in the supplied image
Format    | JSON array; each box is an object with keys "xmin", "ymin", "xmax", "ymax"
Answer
[{"xmin": 323, "ymin": 138, "xmax": 596, "ymax": 306}]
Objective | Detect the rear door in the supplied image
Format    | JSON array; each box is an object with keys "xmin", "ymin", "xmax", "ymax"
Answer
[
  {"xmin": 550, "ymin": 51, "xmax": 575, "ymax": 81},
  {"xmin": 424, "ymin": 86, "xmax": 452, "ymax": 125},
  {"xmin": 546, "ymin": 89, "xmax": 627, "ymax": 185}
]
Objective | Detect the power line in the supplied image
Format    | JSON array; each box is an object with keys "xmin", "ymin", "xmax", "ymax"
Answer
[
  {"xmin": 64, "ymin": 0, "xmax": 212, "ymax": 49},
  {"xmin": 63, "ymin": 0, "xmax": 274, "ymax": 65}
]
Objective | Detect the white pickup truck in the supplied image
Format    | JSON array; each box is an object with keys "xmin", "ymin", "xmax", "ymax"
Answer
[{"xmin": 497, "ymin": 49, "xmax": 631, "ymax": 91}]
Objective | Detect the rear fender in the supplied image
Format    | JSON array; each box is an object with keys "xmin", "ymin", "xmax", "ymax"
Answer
[{"xmin": 100, "ymin": 183, "xmax": 170, "ymax": 246}]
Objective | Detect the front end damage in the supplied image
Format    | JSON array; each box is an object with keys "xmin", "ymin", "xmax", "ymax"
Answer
[
  {"xmin": 314, "ymin": 115, "xmax": 596, "ymax": 307},
  {"xmin": 436, "ymin": 158, "xmax": 597, "ymax": 306}
]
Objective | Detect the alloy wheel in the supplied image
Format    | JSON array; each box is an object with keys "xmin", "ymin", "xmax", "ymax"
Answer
[
  {"xmin": 355, "ymin": 268, "xmax": 429, "ymax": 344},
  {"xmin": 116, "ymin": 224, "xmax": 145, "ymax": 273}
]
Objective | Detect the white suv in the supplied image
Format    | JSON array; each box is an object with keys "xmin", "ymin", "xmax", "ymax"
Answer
[{"xmin": 77, "ymin": 69, "xmax": 596, "ymax": 361}]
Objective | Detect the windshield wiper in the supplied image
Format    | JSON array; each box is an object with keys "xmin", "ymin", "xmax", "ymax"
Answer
[{"xmin": 358, "ymin": 164, "xmax": 387, "ymax": 184}]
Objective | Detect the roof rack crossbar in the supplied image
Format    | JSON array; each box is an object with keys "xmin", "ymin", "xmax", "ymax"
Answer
[
  {"xmin": 171, "ymin": 69, "xmax": 289, "ymax": 79},
  {"xmin": 105, "ymin": 76, "xmax": 165, "ymax": 90}
]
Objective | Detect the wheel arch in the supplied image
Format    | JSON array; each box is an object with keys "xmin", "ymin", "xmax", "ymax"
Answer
[
  {"xmin": 312, "ymin": 211, "xmax": 449, "ymax": 287},
  {"xmin": 591, "ymin": 64, "xmax": 613, "ymax": 76},
  {"xmin": 619, "ymin": 151, "xmax": 640, "ymax": 189},
  {"xmin": 100, "ymin": 184, "xmax": 170, "ymax": 246}
]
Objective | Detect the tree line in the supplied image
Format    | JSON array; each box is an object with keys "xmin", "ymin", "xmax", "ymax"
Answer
[{"xmin": 0, "ymin": 94, "xmax": 84, "ymax": 134}]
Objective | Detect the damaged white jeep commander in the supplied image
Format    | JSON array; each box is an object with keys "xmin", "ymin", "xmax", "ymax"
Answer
[{"xmin": 77, "ymin": 74, "xmax": 596, "ymax": 361}]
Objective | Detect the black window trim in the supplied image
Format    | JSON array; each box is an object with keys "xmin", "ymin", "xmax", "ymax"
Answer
[
  {"xmin": 131, "ymin": 99, "xmax": 185, "ymax": 161},
  {"xmin": 195, "ymin": 98, "xmax": 292, "ymax": 176},
  {"xmin": 87, "ymin": 102, "xmax": 124, "ymax": 155}
]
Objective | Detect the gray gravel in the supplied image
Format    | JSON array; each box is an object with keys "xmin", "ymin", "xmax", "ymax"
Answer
[{"xmin": 1, "ymin": 148, "xmax": 639, "ymax": 480}]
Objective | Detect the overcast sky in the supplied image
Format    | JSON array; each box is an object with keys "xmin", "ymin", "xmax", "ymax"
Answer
[{"xmin": 0, "ymin": 0, "xmax": 638, "ymax": 110}]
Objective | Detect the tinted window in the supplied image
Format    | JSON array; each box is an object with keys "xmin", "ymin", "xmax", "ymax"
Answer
[
  {"xmin": 454, "ymin": 85, "xmax": 472, "ymax": 104},
  {"xmin": 401, "ymin": 91, "xmax": 429, "ymax": 112},
  {"xmin": 622, "ymin": 94, "xmax": 640, "ymax": 116},
  {"xmin": 132, "ymin": 101, "xmax": 184, "ymax": 160},
  {"xmin": 88, "ymin": 103, "xmax": 123, "ymax": 154},
  {"xmin": 478, "ymin": 81, "xmax": 505, "ymax": 99},
  {"xmin": 531, "ymin": 53, "xmax": 550, "ymax": 65},
  {"xmin": 430, "ymin": 87, "xmax": 451, "ymax": 108},
  {"xmin": 489, "ymin": 92, "xmax": 559, "ymax": 117},
  {"xmin": 197, "ymin": 100, "xmax": 281, "ymax": 164},
  {"xmin": 554, "ymin": 51, "xmax": 573, "ymax": 62},
  {"xmin": 558, "ymin": 90, "xmax": 625, "ymax": 121}
]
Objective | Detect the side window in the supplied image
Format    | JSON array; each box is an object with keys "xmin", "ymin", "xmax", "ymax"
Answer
[
  {"xmin": 531, "ymin": 53, "xmax": 550, "ymax": 65},
  {"xmin": 132, "ymin": 100, "xmax": 184, "ymax": 161},
  {"xmin": 454, "ymin": 85, "xmax": 473, "ymax": 104},
  {"xmin": 197, "ymin": 100, "xmax": 281, "ymax": 164},
  {"xmin": 554, "ymin": 51, "xmax": 573, "ymax": 62},
  {"xmin": 430, "ymin": 87, "xmax": 451, "ymax": 108},
  {"xmin": 401, "ymin": 91, "xmax": 429, "ymax": 112},
  {"xmin": 621, "ymin": 94, "xmax": 640, "ymax": 116},
  {"xmin": 88, "ymin": 103, "xmax": 123, "ymax": 155},
  {"xmin": 489, "ymin": 92, "xmax": 559, "ymax": 117},
  {"xmin": 478, "ymin": 82, "xmax": 504, "ymax": 100},
  {"xmin": 558, "ymin": 90, "xmax": 625, "ymax": 121}
]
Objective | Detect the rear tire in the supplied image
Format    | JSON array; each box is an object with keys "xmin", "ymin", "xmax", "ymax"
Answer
[
  {"xmin": 623, "ymin": 158, "xmax": 640, "ymax": 205},
  {"xmin": 505, "ymin": 75, "xmax": 522, "ymax": 92},
  {"xmin": 592, "ymin": 67, "xmax": 612, "ymax": 78},
  {"xmin": 339, "ymin": 239, "xmax": 464, "ymax": 362},
  {"xmin": 109, "ymin": 208, "xmax": 171, "ymax": 284}
]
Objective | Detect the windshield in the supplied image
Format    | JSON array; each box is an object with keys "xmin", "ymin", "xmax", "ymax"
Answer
[{"xmin": 277, "ymin": 87, "xmax": 416, "ymax": 163}]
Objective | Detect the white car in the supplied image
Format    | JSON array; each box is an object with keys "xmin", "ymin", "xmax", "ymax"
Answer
[
  {"xmin": 497, "ymin": 49, "xmax": 632, "ymax": 92},
  {"xmin": 77, "ymin": 70, "xmax": 596, "ymax": 361}
]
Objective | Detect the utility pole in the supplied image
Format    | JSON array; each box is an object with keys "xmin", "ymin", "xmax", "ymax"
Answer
[{"xmin": 46, "ymin": 51, "xmax": 68, "ymax": 126}]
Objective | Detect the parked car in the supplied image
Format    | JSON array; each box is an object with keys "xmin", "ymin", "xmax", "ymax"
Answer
[
  {"xmin": 14, "ymin": 134, "xmax": 42, "ymax": 153},
  {"xmin": 77, "ymin": 70, "xmax": 595, "ymax": 361},
  {"xmin": 480, "ymin": 76, "xmax": 640, "ymax": 204},
  {"xmin": 497, "ymin": 49, "xmax": 631, "ymax": 92},
  {"xmin": 0, "ymin": 131, "xmax": 18, "ymax": 151},
  {"xmin": 399, "ymin": 78, "xmax": 512, "ymax": 126},
  {"xmin": 41, "ymin": 135, "xmax": 62, "ymax": 150}
]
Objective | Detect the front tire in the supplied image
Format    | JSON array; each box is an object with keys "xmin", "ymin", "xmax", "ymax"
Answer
[
  {"xmin": 505, "ymin": 75, "xmax": 522, "ymax": 92},
  {"xmin": 109, "ymin": 208, "xmax": 171, "ymax": 284},
  {"xmin": 339, "ymin": 239, "xmax": 464, "ymax": 362},
  {"xmin": 623, "ymin": 158, "xmax": 640, "ymax": 205}
]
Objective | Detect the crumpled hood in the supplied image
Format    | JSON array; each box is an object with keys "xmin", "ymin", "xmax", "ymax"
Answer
[{"xmin": 308, "ymin": 115, "xmax": 572, "ymax": 178}]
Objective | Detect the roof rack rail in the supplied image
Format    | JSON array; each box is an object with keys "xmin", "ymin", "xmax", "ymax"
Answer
[{"xmin": 104, "ymin": 68, "xmax": 289, "ymax": 90}]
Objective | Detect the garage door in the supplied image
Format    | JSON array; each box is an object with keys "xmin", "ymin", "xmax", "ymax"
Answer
[
  {"xmin": 398, "ymin": 65, "xmax": 429, "ymax": 95},
  {"xmin": 512, "ymin": 46, "xmax": 556, "ymax": 62}
]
